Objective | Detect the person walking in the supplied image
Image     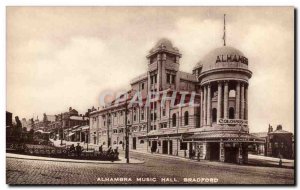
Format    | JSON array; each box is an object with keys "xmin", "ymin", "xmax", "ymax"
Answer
[{"xmin": 76, "ymin": 143, "xmax": 82, "ymax": 157}]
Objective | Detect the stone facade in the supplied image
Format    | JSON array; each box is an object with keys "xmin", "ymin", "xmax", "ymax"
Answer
[{"xmin": 89, "ymin": 38, "xmax": 261, "ymax": 164}]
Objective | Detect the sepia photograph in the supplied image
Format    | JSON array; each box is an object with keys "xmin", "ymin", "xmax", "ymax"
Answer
[{"xmin": 6, "ymin": 6, "xmax": 295, "ymax": 185}]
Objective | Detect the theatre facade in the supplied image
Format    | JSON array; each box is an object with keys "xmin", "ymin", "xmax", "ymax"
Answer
[{"xmin": 89, "ymin": 38, "xmax": 263, "ymax": 164}]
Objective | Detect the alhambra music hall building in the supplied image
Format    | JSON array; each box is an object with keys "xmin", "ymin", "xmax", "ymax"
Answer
[{"xmin": 89, "ymin": 38, "xmax": 263, "ymax": 164}]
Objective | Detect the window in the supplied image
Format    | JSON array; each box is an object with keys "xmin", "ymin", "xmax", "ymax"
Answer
[
  {"xmin": 171, "ymin": 75, "xmax": 176, "ymax": 84},
  {"xmin": 180, "ymin": 142, "xmax": 187, "ymax": 150},
  {"xmin": 141, "ymin": 110, "xmax": 144, "ymax": 120},
  {"xmin": 119, "ymin": 141, "xmax": 123, "ymax": 144},
  {"xmin": 229, "ymin": 90, "xmax": 236, "ymax": 98},
  {"xmin": 160, "ymin": 123, "xmax": 167, "ymax": 129},
  {"xmin": 141, "ymin": 83, "xmax": 144, "ymax": 90},
  {"xmin": 167, "ymin": 74, "xmax": 171, "ymax": 83},
  {"xmin": 162, "ymin": 109, "xmax": 166, "ymax": 116},
  {"xmin": 167, "ymin": 73, "xmax": 176, "ymax": 84},
  {"xmin": 151, "ymin": 75, "xmax": 157, "ymax": 84},
  {"xmin": 229, "ymin": 107, "xmax": 235, "ymax": 119},
  {"xmin": 172, "ymin": 113, "xmax": 177, "ymax": 127},
  {"xmin": 184, "ymin": 111, "xmax": 189, "ymax": 126},
  {"xmin": 212, "ymin": 108, "xmax": 217, "ymax": 122},
  {"xmin": 113, "ymin": 129, "xmax": 118, "ymax": 134},
  {"xmin": 153, "ymin": 125, "xmax": 157, "ymax": 130},
  {"xmin": 140, "ymin": 140, "xmax": 144, "ymax": 144}
]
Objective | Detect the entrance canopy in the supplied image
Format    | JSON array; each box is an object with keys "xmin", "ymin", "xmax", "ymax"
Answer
[
  {"xmin": 68, "ymin": 132, "xmax": 75, "ymax": 137},
  {"xmin": 183, "ymin": 132, "xmax": 265, "ymax": 143}
]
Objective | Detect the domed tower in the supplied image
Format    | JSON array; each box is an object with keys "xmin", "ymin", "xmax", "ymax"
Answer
[
  {"xmin": 188, "ymin": 15, "xmax": 260, "ymax": 164},
  {"xmin": 146, "ymin": 38, "xmax": 182, "ymax": 91},
  {"xmin": 198, "ymin": 46, "xmax": 252, "ymax": 129}
]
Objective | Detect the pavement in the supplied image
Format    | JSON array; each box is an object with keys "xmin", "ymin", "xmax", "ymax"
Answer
[
  {"xmin": 50, "ymin": 139, "xmax": 294, "ymax": 168},
  {"xmin": 6, "ymin": 153, "xmax": 144, "ymax": 164},
  {"xmin": 6, "ymin": 149, "xmax": 294, "ymax": 185}
]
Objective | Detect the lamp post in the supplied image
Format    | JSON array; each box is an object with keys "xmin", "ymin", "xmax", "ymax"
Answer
[
  {"xmin": 125, "ymin": 95, "xmax": 129, "ymax": 164},
  {"xmin": 87, "ymin": 125, "xmax": 90, "ymax": 151},
  {"xmin": 60, "ymin": 113, "xmax": 63, "ymax": 146}
]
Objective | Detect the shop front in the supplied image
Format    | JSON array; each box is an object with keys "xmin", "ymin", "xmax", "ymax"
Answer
[{"xmin": 183, "ymin": 132, "xmax": 265, "ymax": 164}]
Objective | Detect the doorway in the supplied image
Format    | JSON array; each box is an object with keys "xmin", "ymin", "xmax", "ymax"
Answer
[
  {"xmin": 132, "ymin": 137, "xmax": 136, "ymax": 150},
  {"xmin": 209, "ymin": 142, "xmax": 220, "ymax": 161},
  {"xmin": 162, "ymin": 140, "xmax": 168, "ymax": 154},
  {"xmin": 151, "ymin": 141, "xmax": 157, "ymax": 153},
  {"xmin": 169, "ymin": 140, "xmax": 173, "ymax": 155},
  {"xmin": 225, "ymin": 147, "xmax": 238, "ymax": 163}
]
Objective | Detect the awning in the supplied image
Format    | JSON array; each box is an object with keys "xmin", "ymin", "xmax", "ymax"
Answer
[
  {"xmin": 81, "ymin": 125, "xmax": 89, "ymax": 130},
  {"xmin": 73, "ymin": 125, "xmax": 89, "ymax": 131},
  {"xmin": 34, "ymin": 130, "xmax": 51, "ymax": 134},
  {"xmin": 183, "ymin": 132, "xmax": 265, "ymax": 143},
  {"xmin": 68, "ymin": 132, "xmax": 75, "ymax": 137}
]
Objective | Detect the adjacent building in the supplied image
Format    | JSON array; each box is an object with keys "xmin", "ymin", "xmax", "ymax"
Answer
[
  {"xmin": 89, "ymin": 37, "xmax": 263, "ymax": 164},
  {"xmin": 266, "ymin": 124, "xmax": 293, "ymax": 159},
  {"xmin": 48, "ymin": 107, "xmax": 90, "ymax": 142}
]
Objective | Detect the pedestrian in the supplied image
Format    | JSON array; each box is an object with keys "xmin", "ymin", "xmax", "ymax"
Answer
[
  {"xmin": 114, "ymin": 147, "xmax": 119, "ymax": 159},
  {"xmin": 76, "ymin": 143, "xmax": 82, "ymax": 157},
  {"xmin": 99, "ymin": 145, "xmax": 103, "ymax": 153},
  {"xmin": 70, "ymin": 144, "xmax": 75, "ymax": 153}
]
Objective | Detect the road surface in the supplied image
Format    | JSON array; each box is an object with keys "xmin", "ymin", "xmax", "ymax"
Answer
[{"xmin": 6, "ymin": 151, "xmax": 294, "ymax": 185}]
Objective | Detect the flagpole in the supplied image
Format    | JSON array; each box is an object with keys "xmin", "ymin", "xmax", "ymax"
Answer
[{"xmin": 223, "ymin": 14, "xmax": 226, "ymax": 46}]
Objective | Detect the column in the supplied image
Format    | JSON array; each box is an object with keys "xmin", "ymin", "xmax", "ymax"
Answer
[
  {"xmin": 219, "ymin": 141, "xmax": 225, "ymax": 162},
  {"xmin": 235, "ymin": 81, "xmax": 240, "ymax": 119},
  {"xmin": 217, "ymin": 81, "xmax": 222, "ymax": 120},
  {"xmin": 202, "ymin": 142, "xmax": 207, "ymax": 160},
  {"xmin": 203, "ymin": 85, "xmax": 207, "ymax": 126},
  {"xmin": 241, "ymin": 83, "xmax": 245, "ymax": 120},
  {"xmin": 245, "ymin": 85, "xmax": 248, "ymax": 120},
  {"xmin": 200, "ymin": 88, "xmax": 203, "ymax": 127},
  {"xmin": 224, "ymin": 81, "xmax": 229, "ymax": 119},
  {"xmin": 207, "ymin": 84, "xmax": 211, "ymax": 126}
]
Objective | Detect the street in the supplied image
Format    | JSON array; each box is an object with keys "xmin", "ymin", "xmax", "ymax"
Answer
[{"xmin": 6, "ymin": 151, "xmax": 294, "ymax": 185}]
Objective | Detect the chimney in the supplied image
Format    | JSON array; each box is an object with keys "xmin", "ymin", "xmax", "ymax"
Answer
[
  {"xmin": 69, "ymin": 107, "xmax": 72, "ymax": 112},
  {"xmin": 276, "ymin": 124, "xmax": 282, "ymax": 131},
  {"xmin": 268, "ymin": 124, "xmax": 273, "ymax": 133}
]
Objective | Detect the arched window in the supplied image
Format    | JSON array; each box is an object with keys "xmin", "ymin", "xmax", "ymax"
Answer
[
  {"xmin": 184, "ymin": 111, "xmax": 189, "ymax": 126},
  {"xmin": 119, "ymin": 141, "xmax": 123, "ymax": 144},
  {"xmin": 140, "ymin": 140, "xmax": 144, "ymax": 144},
  {"xmin": 229, "ymin": 107, "xmax": 235, "ymax": 119},
  {"xmin": 212, "ymin": 108, "xmax": 217, "ymax": 122},
  {"xmin": 172, "ymin": 113, "xmax": 177, "ymax": 127}
]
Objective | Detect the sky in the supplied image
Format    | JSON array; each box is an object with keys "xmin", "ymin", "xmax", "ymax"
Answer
[{"xmin": 7, "ymin": 7, "xmax": 294, "ymax": 133}]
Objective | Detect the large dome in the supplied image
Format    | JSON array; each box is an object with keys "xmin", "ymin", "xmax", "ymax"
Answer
[{"xmin": 199, "ymin": 46, "xmax": 248, "ymax": 73}]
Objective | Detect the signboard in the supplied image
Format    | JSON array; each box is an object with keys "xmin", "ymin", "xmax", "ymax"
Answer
[{"xmin": 217, "ymin": 118, "xmax": 248, "ymax": 125}]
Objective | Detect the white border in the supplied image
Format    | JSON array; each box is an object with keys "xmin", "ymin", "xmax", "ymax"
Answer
[{"xmin": 1, "ymin": 1, "xmax": 298, "ymax": 190}]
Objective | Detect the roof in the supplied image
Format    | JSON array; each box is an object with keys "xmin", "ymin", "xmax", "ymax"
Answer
[
  {"xmin": 69, "ymin": 116, "xmax": 88, "ymax": 121},
  {"xmin": 269, "ymin": 129, "xmax": 292, "ymax": 134},
  {"xmin": 130, "ymin": 72, "xmax": 147, "ymax": 84},
  {"xmin": 199, "ymin": 46, "xmax": 247, "ymax": 73},
  {"xmin": 179, "ymin": 71, "xmax": 197, "ymax": 82},
  {"xmin": 148, "ymin": 38, "xmax": 181, "ymax": 57}
]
